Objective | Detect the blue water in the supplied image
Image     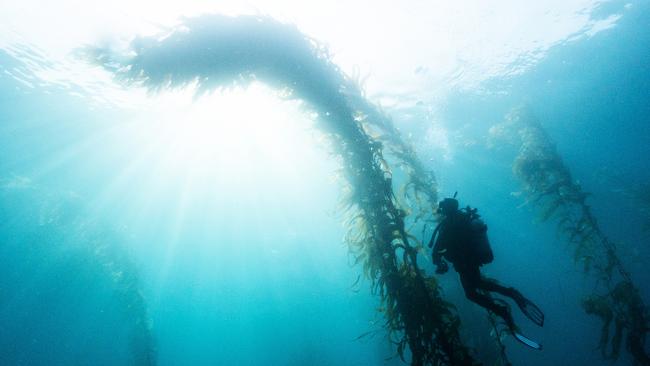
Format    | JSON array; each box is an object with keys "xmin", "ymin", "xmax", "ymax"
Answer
[{"xmin": 1, "ymin": 2, "xmax": 649, "ymax": 365}]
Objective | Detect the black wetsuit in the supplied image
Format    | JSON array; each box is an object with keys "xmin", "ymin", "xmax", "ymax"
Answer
[{"xmin": 431, "ymin": 210, "xmax": 520, "ymax": 328}]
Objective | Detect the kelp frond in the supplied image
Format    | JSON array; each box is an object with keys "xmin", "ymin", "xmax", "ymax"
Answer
[
  {"xmin": 491, "ymin": 106, "xmax": 649, "ymax": 364},
  {"xmin": 89, "ymin": 15, "xmax": 480, "ymax": 365}
]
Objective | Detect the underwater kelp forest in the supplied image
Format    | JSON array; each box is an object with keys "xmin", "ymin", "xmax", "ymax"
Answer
[{"xmin": 1, "ymin": 1, "xmax": 649, "ymax": 366}]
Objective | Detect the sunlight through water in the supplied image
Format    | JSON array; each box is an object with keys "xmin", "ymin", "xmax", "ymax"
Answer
[{"xmin": 1, "ymin": 1, "xmax": 646, "ymax": 366}]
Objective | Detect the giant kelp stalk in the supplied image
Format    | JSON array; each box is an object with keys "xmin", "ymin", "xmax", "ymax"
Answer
[
  {"xmin": 89, "ymin": 15, "xmax": 477, "ymax": 365},
  {"xmin": 489, "ymin": 107, "xmax": 649, "ymax": 365},
  {"xmin": 0, "ymin": 179, "xmax": 156, "ymax": 365},
  {"xmin": 342, "ymin": 91, "xmax": 440, "ymax": 223},
  {"xmin": 80, "ymin": 225, "xmax": 157, "ymax": 366}
]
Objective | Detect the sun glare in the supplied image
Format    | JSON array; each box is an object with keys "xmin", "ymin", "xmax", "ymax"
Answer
[
  {"xmin": 150, "ymin": 86, "xmax": 302, "ymax": 164},
  {"xmin": 121, "ymin": 83, "xmax": 328, "ymax": 199}
]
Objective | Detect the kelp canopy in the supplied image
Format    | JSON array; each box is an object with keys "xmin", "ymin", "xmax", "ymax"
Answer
[
  {"xmin": 490, "ymin": 106, "xmax": 649, "ymax": 365},
  {"xmin": 89, "ymin": 15, "xmax": 478, "ymax": 365}
]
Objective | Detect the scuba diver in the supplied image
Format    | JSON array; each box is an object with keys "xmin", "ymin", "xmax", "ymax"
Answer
[{"xmin": 429, "ymin": 193, "xmax": 545, "ymax": 350}]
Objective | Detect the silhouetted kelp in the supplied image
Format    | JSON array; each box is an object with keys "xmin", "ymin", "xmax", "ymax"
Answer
[
  {"xmin": 490, "ymin": 107, "xmax": 649, "ymax": 365},
  {"xmin": 88, "ymin": 15, "xmax": 479, "ymax": 365},
  {"xmin": 0, "ymin": 179, "xmax": 156, "ymax": 365}
]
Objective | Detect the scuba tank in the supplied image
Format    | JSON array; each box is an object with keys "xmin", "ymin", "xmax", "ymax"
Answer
[
  {"xmin": 463, "ymin": 207, "xmax": 493, "ymax": 265},
  {"xmin": 430, "ymin": 193, "xmax": 494, "ymax": 266}
]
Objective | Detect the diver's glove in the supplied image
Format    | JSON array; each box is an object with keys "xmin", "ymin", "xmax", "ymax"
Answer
[{"xmin": 435, "ymin": 261, "xmax": 449, "ymax": 274}]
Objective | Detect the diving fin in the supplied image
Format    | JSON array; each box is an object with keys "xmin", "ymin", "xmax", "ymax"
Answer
[
  {"xmin": 514, "ymin": 293, "xmax": 545, "ymax": 327},
  {"xmin": 512, "ymin": 331, "xmax": 543, "ymax": 351}
]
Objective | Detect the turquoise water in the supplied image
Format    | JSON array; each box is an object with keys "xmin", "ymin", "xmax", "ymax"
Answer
[{"xmin": 1, "ymin": 2, "xmax": 649, "ymax": 365}]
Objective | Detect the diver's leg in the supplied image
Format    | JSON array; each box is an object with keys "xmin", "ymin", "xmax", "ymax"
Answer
[
  {"xmin": 477, "ymin": 274, "xmax": 545, "ymax": 327},
  {"xmin": 474, "ymin": 274, "xmax": 520, "ymax": 298},
  {"xmin": 460, "ymin": 269, "xmax": 516, "ymax": 329},
  {"xmin": 462, "ymin": 270, "xmax": 544, "ymax": 350}
]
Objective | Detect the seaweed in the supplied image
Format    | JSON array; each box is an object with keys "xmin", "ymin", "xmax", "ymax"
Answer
[
  {"xmin": 86, "ymin": 226, "xmax": 157, "ymax": 366},
  {"xmin": 87, "ymin": 15, "xmax": 482, "ymax": 365},
  {"xmin": 490, "ymin": 106, "xmax": 649, "ymax": 364},
  {"xmin": 0, "ymin": 179, "xmax": 156, "ymax": 366}
]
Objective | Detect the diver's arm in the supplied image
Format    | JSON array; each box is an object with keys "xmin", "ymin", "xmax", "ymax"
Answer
[
  {"xmin": 431, "ymin": 239, "xmax": 444, "ymax": 266},
  {"xmin": 431, "ymin": 234, "xmax": 448, "ymax": 274},
  {"xmin": 428, "ymin": 223, "xmax": 443, "ymax": 264}
]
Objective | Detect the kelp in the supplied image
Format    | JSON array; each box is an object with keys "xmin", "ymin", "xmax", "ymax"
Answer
[
  {"xmin": 490, "ymin": 106, "xmax": 649, "ymax": 364},
  {"xmin": 486, "ymin": 314, "xmax": 513, "ymax": 366},
  {"xmin": 342, "ymin": 90, "xmax": 439, "ymax": 224},
  {"xmin": 87, "ymin": 15, "xmax": 478, "ymax": 365},
  {"xmin": 83, "ymin": 225, "xmax": 157, "ymax": 366},
  {"xmin": 0, "ymin": 178, "xmax": 156, "ymax": 365},
  {"xmin": 582, "ymin": 281, "xmax": 649, "ymax": 363}
]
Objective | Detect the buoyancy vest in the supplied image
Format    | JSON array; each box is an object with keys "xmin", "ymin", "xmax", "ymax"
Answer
[{"xmin": 432, "ymin": 207, "xmax": 494, "ymax": 266}]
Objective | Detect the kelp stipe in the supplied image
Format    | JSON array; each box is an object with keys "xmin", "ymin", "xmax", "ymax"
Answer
[
  {"xmin": 490, "ymin": 106, "xmax": 650, "ymax": 365},
  {"xmin": 342, "ymin": 90, "xmax": 439, "ymax": 225},
  {"xmin": 88, "ymin": 15, "xmax": 480, "ymax": 365},
  {"xmin": 84, "ymin": 226, "xmax": 157, "ymax": 366},
  {"xmin": 0, "ymin": 181, "xmax": 156, "ymax": 366}
]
